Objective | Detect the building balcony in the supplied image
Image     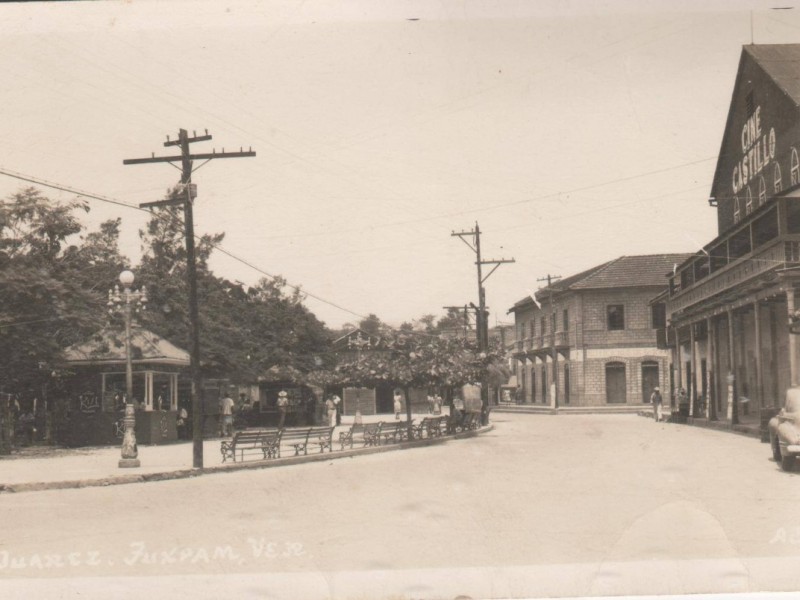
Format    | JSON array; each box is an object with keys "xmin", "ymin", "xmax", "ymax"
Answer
[{"xmin": 668, "ymin": 235, "xmax": 800, "ymax": 318}]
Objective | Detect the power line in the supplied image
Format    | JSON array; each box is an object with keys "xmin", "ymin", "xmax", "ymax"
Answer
[{"xmin": 0, "ymin": 166, "xmax": 371, "ymax": 321}]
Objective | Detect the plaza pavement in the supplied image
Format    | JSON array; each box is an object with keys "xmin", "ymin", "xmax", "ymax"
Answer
[{"xmin": 0, "ymin": 411, "xmax": 465, "ymax": 491}]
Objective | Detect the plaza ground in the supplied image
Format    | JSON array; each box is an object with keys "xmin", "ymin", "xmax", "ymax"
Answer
[{"xmin": 1, "ymin": 413, "xmax": 799, "ymax": 599}]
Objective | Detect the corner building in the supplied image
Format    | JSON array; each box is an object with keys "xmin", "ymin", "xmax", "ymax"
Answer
[
  {"xmin": 666, "ymin": 45, "xmax": 800, "ymax": 428},
  {"xmin": 510, "ymin": 254, "xmax": 690, "ymax": 410}
]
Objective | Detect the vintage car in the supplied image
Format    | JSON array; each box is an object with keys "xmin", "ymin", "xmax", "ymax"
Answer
[{"xmin": 769, "ymin": 387, "xmax": 800, "ymax": 472}]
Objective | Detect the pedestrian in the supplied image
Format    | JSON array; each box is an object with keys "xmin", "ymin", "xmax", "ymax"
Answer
[
  {"xmin": 219, "ymin": 393, "xmax": 235, "ymax": 437},
  {"xmin": 433, "ymin": 393, "xmax": 442, "ymax": 415},
  {"xmin": 427, "ymin": 393, "xmax": 434, "ymax": 414},
  {"xmin": 277, "ymin": 390, "xmax": 289, "ymax": 429},
  {"xmin": 393, "ymin": 389, "xmax": 403, "ymax": 420},
  {"xmin": 334, "ymin": 394, "xmax": 342, "ymax": 426},
  {"xmin": 176, "ymin": 404, "xmax": 189, "ymax": 439},
  {"xmin": 650, "ymin": 386, "xmax": 663, "ymax": 422},
  {"xmin": 326, "ymin": 394, "xmax": 339, "ymax": 427}
]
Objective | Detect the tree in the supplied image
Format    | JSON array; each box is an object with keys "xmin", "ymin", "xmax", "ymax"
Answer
[
  {"xmin": 137, "ymin": 208, "xmax": 332, "ymax": 383},
  {"xmin": 358, "ymin": 313, "xmax": 383, "ymax": 336},
  {"xmin": 332, "ymin": 331, "xmax": 506, "ymax": 437},
  {"xmin": 0, "ymin": 188, "xmax": 118, "ymax": 391}
]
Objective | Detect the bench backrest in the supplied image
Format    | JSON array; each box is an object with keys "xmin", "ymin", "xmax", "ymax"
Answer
[
  {"xmin": 308, "ymin": 426, "xmax": 334, "ymax": 438},
  {"xmin": 280, "ymin": 427, "xmax": 311, "ymax": 441},
  {"xmin": 231, "ymin": 429, "xmax": 281, "ymax": 446}
]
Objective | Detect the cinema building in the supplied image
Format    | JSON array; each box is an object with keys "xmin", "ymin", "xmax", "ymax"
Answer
[{"xmin": 665, "ymin": 44, "xmax": 800, "ymax": 429}]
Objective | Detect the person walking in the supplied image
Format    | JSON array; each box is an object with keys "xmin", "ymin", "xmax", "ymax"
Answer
[
  {"xmin": 650, "ymin": 386, "xmax": 663, "ymax": 422},
  {"xmin": 277, "ymin": 390, "xmax": 289, "ymax": 429},
  {"xmin": 219, "ymin": 393, "xmax": 235, "ymax": 437},
  {"xmin": 334, "ymin": 394, "xmax": 342, "ymax": 426}
]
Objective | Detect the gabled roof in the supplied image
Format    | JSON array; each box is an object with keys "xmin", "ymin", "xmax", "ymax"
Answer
[
  {"xmin": 63, "ymin": 326, "xmax": 190, "ymax": 366},
  {"xmin": 567, "ymin": 254, "xmax": 692, "ymax": 290},
  {"xmin": 744, "ymin": 44, "xmax": 800, "ymax": 106},
  {"xmin": 510, "ymin": 254, "xmax": 692, "ymax": 312},
  {"xmin": 710, "ymin": 44, "xmax": 800, "ymax": 204}
]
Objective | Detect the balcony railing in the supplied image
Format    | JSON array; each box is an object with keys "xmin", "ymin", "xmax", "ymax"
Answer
[{"xmin": 669, "ymin": 236, "xmax": 800, "ymax": 315}]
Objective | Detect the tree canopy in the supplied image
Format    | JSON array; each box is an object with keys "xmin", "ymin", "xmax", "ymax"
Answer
[{"xmin": 0, "ymin": 189, "xmax": 333, "ymax": 392}]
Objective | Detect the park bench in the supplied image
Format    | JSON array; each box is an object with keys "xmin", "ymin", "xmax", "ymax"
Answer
[
  {"xmin": 362, "ymin": 422, "xmax": 383, "ymax": 447},
  {"xmin": 379, "ymin": 421, "xmax": 412, "ymax": 444},
  {"xmin": 220, "ymin": 428, "xmax": 281, "ymax": 463},
  {"xmin": 339, "ymin": 423, "xmax": 365, "ymax": 450},
  {"xmin": 306, "ymin": 426, "xmax": 335, "ymax": 454},
  {"xmin": 413, "ymin": 416, "xmax": 443, "ymax": 439},
  {"xmin": 277, "ymin": 426, "xmax": 333, "ymax": 457},
  {"xmin": 446, "ymin": 411, "xmax": 464, "ymax": 434},
  {"xmin": 433, "ymin": 415, "xmax": 449, "ymax": 436},
  {"xmin": 463, "ymin": 412, "xmax": 481, "ymax": 430},
  {"xmin": 445, "ymin": 411, "xmax": 479, "ymax": 434}
]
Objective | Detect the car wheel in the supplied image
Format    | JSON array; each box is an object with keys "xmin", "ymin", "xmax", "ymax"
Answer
[
  {"xmin": 781, "ymin": 454, "xmax": 796, "ymax": 472},
  {"xmin": 772, "ymin": 436, "xmax": 782, "ymax": 462}
]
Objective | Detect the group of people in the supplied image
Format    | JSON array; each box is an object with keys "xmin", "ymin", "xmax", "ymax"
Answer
[{"xmin": 426, "ymin": 393, "xmax": 443, "ymax": 415}]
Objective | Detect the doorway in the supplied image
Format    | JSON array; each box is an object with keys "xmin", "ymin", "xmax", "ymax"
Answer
[
  {"xmin": 641, "ymin": 361, "xmax": 659, "ymax": 403},
  {"xmin": 606, "ymin": 362, "xmax": 627, "ymax": 404}
]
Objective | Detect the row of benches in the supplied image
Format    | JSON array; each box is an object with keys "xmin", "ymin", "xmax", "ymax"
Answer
[
  {"xmin": 220, "ymin": 412, "xmax": 483, "ymax": 463},
  {"xmin": 220, "ymin": 426, "xmax": 334, "ymax": 463}
]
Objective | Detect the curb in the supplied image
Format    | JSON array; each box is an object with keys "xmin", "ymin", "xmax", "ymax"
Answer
[
  {"xmin": 0, "ymin": 424, "xmax": 494, "ymax": 494},
  {"xmin": 635, "ymin": 409, "xmax": 762, "ymax": 439}
]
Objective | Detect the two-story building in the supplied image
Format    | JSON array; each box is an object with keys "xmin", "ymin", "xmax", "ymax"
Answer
[
  {"xmin": 665, "ymin": 44, "xmax": 800, "ymax": 430},
  {"xmin": 510, "ymin": 254, "xmax": 690, "ymax": 410}
]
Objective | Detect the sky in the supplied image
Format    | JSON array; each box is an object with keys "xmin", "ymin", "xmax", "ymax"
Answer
[{"xmin": 1, "ymin": 0, "xmax": 799, "ymax": 330}]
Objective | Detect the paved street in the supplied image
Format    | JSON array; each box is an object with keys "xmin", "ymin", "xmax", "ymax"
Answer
[{"xmin": 2, "ymin": 413, "xmax": 799, "ymax": 599}]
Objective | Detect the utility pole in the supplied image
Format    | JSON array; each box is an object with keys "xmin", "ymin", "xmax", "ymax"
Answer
[
  {"xmin": 537, "ymin": 274, "xmax": 562, "ymax": 410},
  {"xmin": 443, "ymin": 305, "xmax": 478, "ymax": 341},
  {"xmin": 124, "ymin": 128, "xmax": 255, "ymax": 469},
  {"xmin": 452, "ymin": 222, "xmax": 514, "ymax": 423}
]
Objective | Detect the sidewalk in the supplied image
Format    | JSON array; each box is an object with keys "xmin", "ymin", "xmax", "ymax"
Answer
[{"xmin": 0, "ymin": 411, "xmax": 473, "ymax": 492}]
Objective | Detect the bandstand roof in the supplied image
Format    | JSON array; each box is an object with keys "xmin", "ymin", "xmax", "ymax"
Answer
[{"xmin": 62, "ymin": 326, "xmax": 190, "ymax": 367}]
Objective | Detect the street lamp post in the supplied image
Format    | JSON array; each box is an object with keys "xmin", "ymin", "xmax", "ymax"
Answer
[{"xmin": 108, "ymin": 270, "xmax": 148, "ymax": 468}]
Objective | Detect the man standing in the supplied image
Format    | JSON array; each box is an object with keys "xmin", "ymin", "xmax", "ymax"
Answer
[
  {"xmin": 650, "ymin": 386, "xmax": 663, "ymax": 422},
  {"xmin": 333, "ymin": 394, "xmax": 341, "ymax": 425},
  {"xmin": 219, "ymin": 393, "xmax": 235, "ymax": 437},
  {"xmin": 326, "ymin": 395, "xmax": 338, "ymax": 427},
  {"xmin": 277, "ymin": 390, "xmax": 289, "ymax": 429}
]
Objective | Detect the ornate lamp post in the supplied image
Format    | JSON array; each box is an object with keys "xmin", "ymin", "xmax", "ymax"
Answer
[{"xmin": 108, "ymin": 270, "xmax": 148, "ymax": 468}]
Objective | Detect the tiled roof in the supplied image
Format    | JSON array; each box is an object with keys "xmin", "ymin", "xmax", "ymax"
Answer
[
  {"xmin": 745, "ymin": 44, "xmax": 800, "ymax": 106},
  {"xmin": 510, "ymin": 253, "xmax": 691, "ymax": 311},
  {"xmin": 569, "ymin": 254, "xmax": 692, "ymax": 289},
  {"xmin": 543, "ymin": 253, "xmax": 693, "ymax": 293},
  {"xmin": 63, "ymin": 326, "xmax": 190, "ymax": 366}
]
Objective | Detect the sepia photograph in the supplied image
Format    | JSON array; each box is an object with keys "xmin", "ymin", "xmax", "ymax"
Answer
[{"xmin": 2, "ymin": 1, "xmax": 800, "ymax": 599}]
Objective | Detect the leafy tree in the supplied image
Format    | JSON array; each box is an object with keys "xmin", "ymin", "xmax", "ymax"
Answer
[
  {"xmin": 331, "ymin": 331, "xmax": 506, "ymax": 435},
  {"xmin": 137, "ymin": 209, "xmax": 332, "ymax": 383},
  {"xmin": 358, "ymin": 313, "xmax": 383, "ymax": 336},
  {"xmin": 0, "ymin": 188, "xmax": 121, "ymax": 391}
]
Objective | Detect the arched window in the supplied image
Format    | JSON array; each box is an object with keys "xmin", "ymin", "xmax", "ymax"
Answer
[
  {"xmin": 605, "ymin": 362, "xmax": 627, "ymax": 404},
  {"xmin": 774, "ymin": 162, "xmax": 783, "ymax": 193},
  {"xmin": 745, "ymin": 186, "xmax": 754, "ymax": 215},
  {"xmin": 792, "ymin": 147, "xmax": 800, "ymax": 186},
  {"xmin": 733, "ymin": 196, "xmax": 741, "ymax": 224},
  {"xmin": 758, "ymin": 176, "xmax": 766, "ymax": 206}
]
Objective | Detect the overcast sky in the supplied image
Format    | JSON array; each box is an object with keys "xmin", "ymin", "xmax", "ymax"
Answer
[{"xmin": 1, "ymin": 0, "xmax": 798, "ymax": 329}]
